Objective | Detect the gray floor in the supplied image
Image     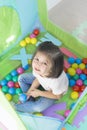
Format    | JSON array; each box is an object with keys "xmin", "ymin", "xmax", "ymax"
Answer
[{"xmin": 48, "ymin": 0, "xmax": 87, "ymax": 43}]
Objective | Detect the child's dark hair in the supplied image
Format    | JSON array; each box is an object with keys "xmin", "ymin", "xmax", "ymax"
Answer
[{"xmin": 32, "ymin": 41, "xmax": 64, "ymax": 78}]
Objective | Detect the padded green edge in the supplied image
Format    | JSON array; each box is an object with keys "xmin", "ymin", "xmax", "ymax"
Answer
[{"xmin": 37, "ymin": 0, "xmax": 87, "ymax": 58}]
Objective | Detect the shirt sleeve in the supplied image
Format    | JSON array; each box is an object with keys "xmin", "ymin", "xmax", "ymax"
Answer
[{"xmin": 52, "ymin": 85, "xmax": 68, "ymax": 95}]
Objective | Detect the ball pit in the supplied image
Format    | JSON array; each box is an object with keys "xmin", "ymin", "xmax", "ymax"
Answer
[{"xmin": 67, "ymin": 57, "xmax": 87, "ymax": 96}]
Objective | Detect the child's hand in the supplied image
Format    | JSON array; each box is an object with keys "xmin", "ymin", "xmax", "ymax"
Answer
[{"xmin": 29, "ymin": 89, "xmax": 41, "ymax": 98}]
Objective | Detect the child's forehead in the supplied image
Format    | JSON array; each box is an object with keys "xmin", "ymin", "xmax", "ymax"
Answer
[{"xmin": 35, "ymin": 52, "xmax": 51, "ymax": 60}]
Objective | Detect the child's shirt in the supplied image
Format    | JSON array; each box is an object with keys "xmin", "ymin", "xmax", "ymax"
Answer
[{"xmin": 33, "ymin": 71, "xmax": 69, "ymax": 95}]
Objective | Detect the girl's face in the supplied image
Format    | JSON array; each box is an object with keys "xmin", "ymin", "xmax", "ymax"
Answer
[{"xmin": 32, "ymin": 51, "xmax": 52, "ymax": 77}]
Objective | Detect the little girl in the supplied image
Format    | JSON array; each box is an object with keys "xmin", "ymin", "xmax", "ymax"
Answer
[{"xmin": 15, "ymin": 41, "xmax": 69, "ymax": 113}]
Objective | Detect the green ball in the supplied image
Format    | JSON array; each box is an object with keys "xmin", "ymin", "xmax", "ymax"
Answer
[
  {"xmin": 12, "ymin": 76, "xmax": 18, "ymax": 82},
  {"xmin": 1, "ymin": 86, "xmax": 8, "ymax": 93},
  {"xmin": 12, "ymin": 94, "xmax": 19, "ymax": 103},
  {"xmin": 84, "ymin": 80, "xmax": 87, "ymax": 86},
  {"xmin": 73, "ymin": 74, "xmax": 79, "ymax": 80},
  {"xmin": 16, "ymin": 88, "xmax": 22, "ymax": 94},
  {"xmin": 5, "ymin": 74, "xmax": 12, "ymax": 81}
]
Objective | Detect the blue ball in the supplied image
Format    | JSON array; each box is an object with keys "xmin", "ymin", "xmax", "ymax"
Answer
[
  {"xmin": 75, "ymin": 58, "xmax": 82, "ymax": 64},
  {"xmin": 19, "ymin": 93, "xmax": 27, "ymax": 103},
  {"xmin": 66, "ymin": 73, "xmax": 71, "ymax": 79},
  {"xmin": 69, "ymin": 79, "xmax": 76, "ymax": 87},
  {"xmin": 8, "ymin": 88, "xmax": 16, "ymax": 95},
  {"xmin": 79, "ymin": 74, "xmax": 86, "ymax": 81},
  {"xmin": 11, "ymin": 70, "xmax": 18, "ymax": 76},
  {"xmin": 68, "ymin": 57, "xmax": 75, "ymax": 64},
  {"xmin": 0, "ymin": 79, "xmax": 8, "ymax": 86}
]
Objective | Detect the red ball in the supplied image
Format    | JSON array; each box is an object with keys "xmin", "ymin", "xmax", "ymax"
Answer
[
  {"xmin": 80, "ymin": 85, "xmax": 85, "ymax": 92},
  {"xmin": 14, "ymin": 82, "xmax": 20, "ymax": 88},
  {"xmin": 82, "ymin": 58, "xmax": 87, "ymax": 64},
  {"xmin": 83, "ymin": 68, "xmax": 87, "ymax": 75},
  {"xmin": 33, "ymin": 29, "xmax": 40, "ymax": 36},
  {"xmin": 72, "ymin": 85, "xmax": 80, "ymax": 92},
  {"xmin": 0, "ymin": 85, "xmax": 2, "ymax": 89}
]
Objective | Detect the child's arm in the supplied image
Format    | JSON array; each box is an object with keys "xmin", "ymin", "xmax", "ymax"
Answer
[
  {"xmin": 26, "ymin": 78, "xmax": 40, "ymax": 94},
  {"xmin": 29, "ymin": 89, "xmax": 63, "ymax": 100}
]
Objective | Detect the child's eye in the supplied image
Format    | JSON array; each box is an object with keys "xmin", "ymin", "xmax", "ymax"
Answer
[
  {"xmin": 34, "ymin": 58, "xmax": 39, "ymax": 61},
  {"xmin": 43, "ymin": 62, "xmax": 47, "ymax": 65}
]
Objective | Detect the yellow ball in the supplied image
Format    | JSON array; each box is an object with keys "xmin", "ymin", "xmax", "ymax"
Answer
[
  {"xmin": 20, "ymin": 40, "xmax": 26, "ymax": 47},
  {"xmin": 79, "ymin": 63, "xmax": 85, "ymax": 70},
  {"xmin": 30, "ymin": 38, "xmax": 37, "ymax": 44},
  {"xmin": 5, "ymin": 94, "xmax": 12, "ymax": 101},
  {"xmin": 72, "ymin": 63, "xmax": 78, "ymax": 69},
  {"xmin": 71, "ymin": 91, "xmax": 79, "ymax": 100},
  {"xmin": 25, "ymin": 37, "xmax": 31, "ymax": 44},
  {"xmin": 34, "ymin": 112, "xmax": 43, "ymax": 116},
  {"xmin": 67, "ymin": 67, "xmax": 76, "ymax": 76}
]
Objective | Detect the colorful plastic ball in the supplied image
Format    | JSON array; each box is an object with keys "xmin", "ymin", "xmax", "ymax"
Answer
[
  {"xmin": 11, "ymin": 70, "xmax": 18, "ymax": 76},
  {"xmin": 72, "ymin": 63, "xmax": 78, "ymax": 69},
  {"xmin": 71, "ymin": 91, "xmax": 79, "ymax": 100},
  {"xmin": 61, "ymin": 128, "xmax": 66, "ymax": 130},
  {"xmin": 82, "ymin": 58, "xmax": 87, "ymax": 64},
  {"xmin": 12, "ymin": 94, "xmax": 19, "ymax": 103},
  {"xmin": 70, "ymin": 103, "xmax": 76, "ymax": 109},
  {"xmin": 75, "ymin": 58, "xmax": 82, "ymax": 64},
  {"xmin": 8, "ymin": 88, "xmax": 16, "ymax": 95},
  {"xmin": 68, "ymin": 57, "xmax": 75, "ymax": 64},
  {"xmin": 12, "ymin": 76, "xmax": 18, "ymax": 82},
  {"xmin": 79, "ymin": 74, "xmax": 86, "ymax": 81},
  {"xmin": 30, "ymin": 33, "xmax": 36, "ymax": 38},
  {"xmin": 80, "ymin": 85, "xmax": 85, "ymax": 92},
  {"xmin": 16, "ymin": 88, "xmax": 22, "ymax": 94},
  {"xmin": 1, "ymin": 86, "xmax": 9, "ymax": 93},
  {"xmin": 73, "ymin": 74, "xmax": 79, "ymax": 80},
  {"xmin": 17, "ymin": 67, "xmax": 24, "ymax": 74},
  {"xmin": 64, "ymin": 109, "xmax": 71, "ymax": 117},
  {"xmin": 66, "ymin": 73, "xmax": 71, "ymax": 79},
  {"xmin": 23, "ymin": 64, "xmax": 29, "ymax": 70},
  {"xmin": 86, "ymin": 65, "xmax": 87, "ymax": 68},
  {"xmin": 69, "ymin": 79, "xmax": 76, "ymax": 87},
  {"xmin": 83, "ymin": 68, "xmax": 87, "ymax": 75},
  {"xmin": 14, "ymin": 82, "xmax": 20, "ymax": 88},
  {"xmin": 0, "ymin": 79, "xmax": 7, "ymax": 86},
  {"xmin": 34, "ymin": 112, "xmax": 43, "ymax": 116},
  {"xmin": 5, "ymin": 94, "xmax": 12, "ymax": 101},
  {"xmin": 7, "ymin": 81, "xmax": 14, "ymax": 88},
  {"xmin": 72, "ymin": 85, "xmax": 80, "ymax": 92},
  {"xmin": 79, "ymin": 63, "xmax": 85, "ymax": 70},
  {"xmin": 0, "ymin": 85, "xmax": 2, "ymax": 89},
  {"xmin": 30, "ymin": 38, "xmax": 37, "ymax": 44},
  {"xmin": 19, "ymin": 93, "xmax": 27, "ymax": 103},
  {"xmin": 67, "ymin": 67, "xmax": 76, "ymax": 76},
  {"xmin": 33, "ymin": 29, "xmax": 40, "ymax": 36},
  {"xmin": 83, "ymin": 80, "xmax": 87, "ymax": 86},
  {"xmin": 20, "ymin": 40, "xmax": 26, "ymax": 47},
  {"xmin": 25, "ymin": 37, "xmax": 31, "ymax": 44},
  {"xmin": 5, "ymin": 74, "xmax": 12, "ymax": 81},
  {"xmin": 76, "ymin": 79, "xmax": 83, "ymax": 86},
  {"xmin": 76, "ymin": 68, "xmax": 82, "ymax": 75}
]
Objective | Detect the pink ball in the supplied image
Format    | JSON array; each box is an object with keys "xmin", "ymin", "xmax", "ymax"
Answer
[
  {"xmin": 30, "ymin": 33, "xmax": 36, "ymax": 38},
  {"xmin": 7, "ymin": 81, "xmax": 14, "ymax": 88},
  {"xmin": 17, "ymin": 67, "xmax": 24, "ymax": 74},
  {"xmin": 64, "ymin": 110, "xmax": 71, "ymax": 117},
  {"xmin": 76, "ymin": 79, "xmax": 83, "ymax": 86},
  {"xmin": 76, "ymin": 68, "xmax": 82, "ymax": 75}
]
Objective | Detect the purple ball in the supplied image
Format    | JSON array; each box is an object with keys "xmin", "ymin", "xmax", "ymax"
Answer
[
  {"xmin": 7, "ymin": 81, "xmax": 14, "ymax": 88},
  {"xmin": 76, "ymin": 68, "xmax": 82, "ymax": 75},
  {"xmin": 17, "ymin": 67, "xmax": 24, "ymax": 74},
  {"xmin": 76, "ymin": 79, "xmax": 83, "ymax": 86}
]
